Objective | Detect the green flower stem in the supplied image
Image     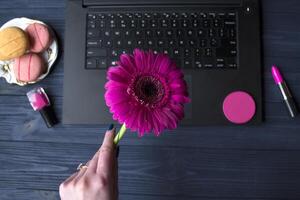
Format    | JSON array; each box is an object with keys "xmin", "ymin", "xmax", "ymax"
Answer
[{"xmin": 114, "ymin": 123, "xmax": 127, "ymax": 145}]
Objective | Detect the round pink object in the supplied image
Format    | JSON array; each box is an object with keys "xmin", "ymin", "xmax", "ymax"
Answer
[
  {"xmin": 222, "ymin": 91, "xmax": 256, "ymax": 124},
  {"xmin": 26, "ymin": 23, "xmax": 52, "ymax": 53},
  {"xmin": 13, "ymin": 53, "xmax": 46, "ymax": 82}
]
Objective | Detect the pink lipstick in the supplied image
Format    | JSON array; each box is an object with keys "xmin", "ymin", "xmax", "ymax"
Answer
[
  {"xmin": 27, "ymin": 87, "xmax": 58, "ymax": 127},
  {"xmin": 272, "ymin": 66, "xmax": 298, "ymax": 118}
]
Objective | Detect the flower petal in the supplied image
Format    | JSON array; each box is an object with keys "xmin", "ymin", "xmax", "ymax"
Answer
[
  {"xmin": 104, "ymin": 80, "xmax": 127, "ymax": 90},
  {"xmin": 119, "ymin": 54, "xmax": 136, "ymax": 74},
  {"xmin": 133, "ymin": 49, "xmax": 147, "ymax": 72},
  {"xmin": 161, "ymin": 107, "xmax": 178, "ymax": 129},
  {"xmin": 107, "ymin": 67, "xmax": 131, "ymax": 84},
  {"xmin": 168, "ymin": 70, "xmax": 184, "ymax": 82},
  {"xmin": 171, "ymin": 95, "xmax": 191, "ymax": 104}
]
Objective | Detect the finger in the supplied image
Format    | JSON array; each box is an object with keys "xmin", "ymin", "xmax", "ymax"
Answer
[
  {"xmin": 62, "ymin": 171, "xmax": 79, "ymax": 185},
  {"xmin": 73, "ymin": 166, "xmax": 88, "ymax": 184},
  {"xmin": 86, "ymin": 124, "xmax": 115, "ymax": 174},
  {"xmin": 113, "ymin": 157, "xmax": 119, "ymax": 199},
  {"xmin": 86, "ymin": 160, "xmax": 90, "ymax": 166},
  {"xmin": 97, "ymin": 128, "xmax": 116, "ymax": 175},
  {"xmin": 86, "ymin": 150, "xmax": 100, "ymax": 174}
]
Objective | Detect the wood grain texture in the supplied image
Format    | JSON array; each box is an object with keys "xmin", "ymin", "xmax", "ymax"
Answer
[
  {"xmin": 1, "ymin": 141, "xmax": 300, "ymax": 199},
  {"xmin": 0, "ymin": 0, "xmax": 300, "ymax": 199}
]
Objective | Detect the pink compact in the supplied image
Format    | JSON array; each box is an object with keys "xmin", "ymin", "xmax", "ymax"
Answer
[
  {"xmin": 26, "ymin": 23, "xmax": 53, "ymax": 53},
  {"xmin": 222, "ymin": 91, "xmax": 256, "ymax": 124}
]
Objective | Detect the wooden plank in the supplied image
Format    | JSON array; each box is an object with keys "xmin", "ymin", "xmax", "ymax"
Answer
[
  {"xmin": 0, "ymin": 0, "xmax": 65, "ymax": 9},
  {"xmin": 0, "ymin": 189, "xmax": 250, "ymax": 200},
  {"xmin": 1, "ymin": 141, "xmax": 300, "ymax": 199},
  {"xmin": 263, "ymin": 0, "xmax": 300, "ymax": 13},
  {"xmin": 0, "ymin": 95, "xmax": 299, "ymax": 147},
  {"xmin": 264, "ymin": 57, "xmax": 300, "ymax": 73},
  {"xmin": 0, "ymin": 189, "xmax": 59, "ymax": 200}
]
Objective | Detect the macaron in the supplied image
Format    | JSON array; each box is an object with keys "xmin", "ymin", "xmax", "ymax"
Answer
[
  {"xmin": 0, "ymin": 27, "xmax": 29, "ymax": 61},
  {"xmin": 26, "ymin": 23, "xmax": 53, "ymax": 53},
  {"xmin": 13, "ymin": 53, "xmax": 46, "ymax": 82}
]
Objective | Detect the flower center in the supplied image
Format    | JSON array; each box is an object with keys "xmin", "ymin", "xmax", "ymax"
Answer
[{"xmin": 128, "ymin": 75, "xmax": 167, "ymax": 108}]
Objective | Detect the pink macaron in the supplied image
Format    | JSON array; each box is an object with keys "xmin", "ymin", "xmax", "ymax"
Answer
[
  {"xmin": 26, "ymin": 23, "xmax": 53, "ymax": 53},
  {"xmin": 13, "ymin": 53, "xmax": 46, "ymax": 82}
]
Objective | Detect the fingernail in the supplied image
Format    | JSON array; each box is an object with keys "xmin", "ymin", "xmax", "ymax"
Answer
[
  {"xmin": 108, "ymin": 124, "xmax": 114, "ymax": 130},
  {"xmin": 116, "ymin": 146, "xmax": 120, "ymax": 158}
]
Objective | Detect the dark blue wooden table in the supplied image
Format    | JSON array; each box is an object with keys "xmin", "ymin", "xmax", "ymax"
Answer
[{"xmin": 1, "ymin": 0, "xmax": 300, "ymax": 199}]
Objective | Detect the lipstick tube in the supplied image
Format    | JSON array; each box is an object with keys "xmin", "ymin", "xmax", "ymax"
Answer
[{"xmin": 272, "ymin": 66, "xmax": 298, "ymax": 118}]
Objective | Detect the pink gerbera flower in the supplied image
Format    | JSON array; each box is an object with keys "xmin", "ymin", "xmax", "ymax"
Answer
[{"xmin": 104, "ymin": 49, "xmax": 190, "ymax": 137}]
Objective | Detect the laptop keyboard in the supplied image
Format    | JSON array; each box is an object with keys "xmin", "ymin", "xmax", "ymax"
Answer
[{"xmin": 86, "ymin": 11, "xmax": 238, "ymax": 69}]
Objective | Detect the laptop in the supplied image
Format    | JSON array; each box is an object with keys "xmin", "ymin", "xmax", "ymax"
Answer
[{"xmin": 63, "ymin": 0, "xmax": 262, "ymax": 125}]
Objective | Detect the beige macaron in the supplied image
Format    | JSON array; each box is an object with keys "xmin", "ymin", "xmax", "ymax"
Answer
[{"xmin": 0, "ymin": 27, "xmax": 29, "ymax": 61}]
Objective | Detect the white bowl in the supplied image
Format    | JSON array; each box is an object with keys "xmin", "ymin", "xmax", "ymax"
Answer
[{"xmin": 0, "ymin": 17, "xmax": 58, "ymax": 86}]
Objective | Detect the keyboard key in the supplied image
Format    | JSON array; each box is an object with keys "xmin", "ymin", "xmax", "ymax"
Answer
[
  {"xmin": 181, "ymin": 19, "xmax": 190, "ymax": 28},
  {"xmin": 168, "ymin": 39, "xmax": 176, "ymax": 46},
  {"xmin": 177, "ymin": 29, "xmax": 184, "ymax": 37},
  {"xmin": 87, "ymin": 48, "xmax": 107, "ymax": 57},
  {"xmin": 173, "ymin": 49, "xmax": 180, "ymax": 56},
  {"xmin": 194, "ymin": 48, "xmax": 202, "ymax": 57},
  {"xmin": 96, "ymin": 58, "xmax": 107, "ymax": 69},
  {"xmin": 166, "ymin": 30, "xmax": 174, "ymax": 37},
  {"xmin": 171, "ymin": 19, "xmax": 178, "ymax": 27},
  {"xmin": 87, "ymin": 21, "xmax": 96, "ymax": 28},
  {"xmin": 208, "ymin": 29, "xmax": 216, "ymax": 37},
  {"xmin": 203, "ymin": 19, "xmax": 211, "ymax": 27},
  {"xmin": 183, "ymin": 59, "xmax": 193, "ymax": 68},
  {"xmin": 86, "ymin": 58, "xmax": 97, "ymax": 69},
  {"xmin": 216, "ymin": 48, "xmax": 235, "ymax": 57},
  {"xmin": 104, "ymin": 40, "xmax": 112, "ymax": 47},
  {"xmin": 87, "ymin": 29, "xmax": 99, "ymax": 38},
  {"xmin": 88, "ymin": 13, "xmax": 96, "ymax": 20},
  {"xmin": 210, "ymin": 38, "xmax": 218, "ymax": 47},
  {"xmin": 188, "ymin": 40, "xmax": 196, "ymax": 46},
  {"xmin": 87, "ymin": 39, "xmax": 102, "ymax": 47},
  {"xmin": 145, "ymin": 30, "xmax": 153, "ymax": 37},
  {"xmin": 203, "ymin": 58, "xmax": 215, "ymax": 68},
  {"xmin": 136, "ymin": 40, "xmax": 143, "ymax": 46},
  {"xmin": 216, "ymin": 58, "xmax": 225, "ymax": 68},
  {"xmin": 114, "ymin": 31, "xmax": 121, "ymax": 37},
  {"xmin": 160, "ymin": 19, "xmax": 169, "ymax": 28},
  {"xmin": 192, "ymin": 19, "xmax": 200, "ymax": 28},
  {"xmin": 221, "ymin": 39, "xmax": 236, "ymax": 47},
  {"xmin": 197, "ymin": 29, "xmax": 206, "ymax": 37},
  {"xmin": 114, "ymin": 40, "xmax": 122, "ymax": 47},
  {"xmin": 186, "ymin": 29, "xmax": 194, "ymax": 37},
  {"xmin": 135, "ymin": 30, "xmax": 144, "ymax": 37},
  {"xmin": 157, "ymin": 40, "xmax": 165, "ymax": 46},
  {"xmin": 199, "ymin": 39, "xmax": 207, "ymax": 47},
  {"xmin": 178, "ymin": 40, "xmax": 185, "ymax": 46},
  {"xmin": 204, "ymin": 48, "xmax": 213, "ymax": 57},
  {"xmin": 104, "ymin": 30, "xmax": 111, "ymax": 37},
  {"xmin": 184, "ymin": 49, "xmax": 191, "ymax": 57},
  {"xmin": 155, "ymin": 30, "xmax": 163, "ymax": 37},
  {"xmin": 195, "ymin": 60, "xmax": 203, "ymax": 68}
]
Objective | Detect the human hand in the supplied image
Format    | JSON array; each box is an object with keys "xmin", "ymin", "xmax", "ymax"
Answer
[{"xmin": 59, "ymin": 126, "xmax": 118, "ymax": 200}]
